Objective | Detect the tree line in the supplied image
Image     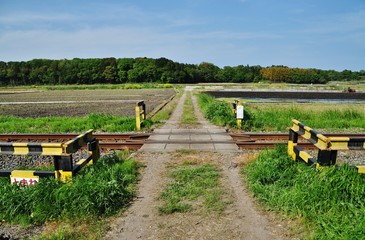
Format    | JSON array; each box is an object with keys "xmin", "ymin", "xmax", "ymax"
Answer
[{"xmin": 0, "ymin": 57, "xmax": 363, "ymax": 86}]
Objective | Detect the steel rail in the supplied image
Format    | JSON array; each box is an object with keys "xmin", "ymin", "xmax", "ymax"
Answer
[
  {"xmin": 1, "ymin": 133, "xmax": 364, "ymax": 142},
  {"xmin": 235, "ymin": 142, "xmax": 315, "ymax": 149},
  {"xmin": 0, "ymin": 133, "xmax": 364, "ymax": 150},
  {"xmin": 230, "ymin": 133, "xmax": 365, "ymax": 140},
  {"xmin": 0, "ymin": 133, "xmax": 151, "ymax": 142}
]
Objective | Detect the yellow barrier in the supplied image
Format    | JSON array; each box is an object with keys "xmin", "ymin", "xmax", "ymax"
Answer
[
  {"xmin": 135, "ymin": 101, "xmax": 146, "ymax": 131},
  {"xmin": 0, "ymin": 129, "xmax": 100, "ymax": 183},
  {"xmin": 288, "ymin": 119, "xmax": 365, "ymax": 172}
]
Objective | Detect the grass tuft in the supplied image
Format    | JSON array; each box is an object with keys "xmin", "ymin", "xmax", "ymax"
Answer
[
  {"xmin": 181, "ymin": 91, "xmax": 198, "ymax": 125},
  {"xmin": 0, "ymin": 152, "xmax": 139, "ymax": 225},
  {"xmin": 243, "ymin": 145, "xmax": 365, "ymax": 239},
  {"xmin": 0, "ymin": 113, "xmax": 153, "ymax": 133},
  {"xmin": 242, "ymin": 104, "xmax": 365, "ymax": 132},
  {"xmin": 159, "ymin": 162, "xmax": 226, "ymax": 215}
]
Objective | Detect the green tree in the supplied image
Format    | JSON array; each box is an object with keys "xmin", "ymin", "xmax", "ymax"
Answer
[
  {"xmin": 197, "ymin": 62, "xmax": 219, "ymax": 82},
  {"xmin": 0, "ymin": 61, "xmax": 8, "ymax": 85},
  {"xmin": 117, "ymin": 58, "xmax": 134, "ymax": 83}
]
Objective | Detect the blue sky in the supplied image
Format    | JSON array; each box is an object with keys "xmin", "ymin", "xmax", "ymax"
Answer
[{"xmin": 0, "ymin": 0, "xmax": 364, "ymax": 71}]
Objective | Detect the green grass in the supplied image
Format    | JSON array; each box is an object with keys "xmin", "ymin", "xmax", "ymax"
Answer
[
  {"xmin": 159, "ymin": 162, "xmax": 226, "ymax": 215},
  {"xmin": 197, "ymin": 94, "xmax": 236, "ymax": 127},
  {"xmin": 243, "ymin": 145, "xmax": 365, "ymax": 239},
  {"xmin": 181, "ymin": 91, "xmax": 198, "ymax": 125},
  {"xmin": 0, "ymin": 152, "xmax": 139, "ymax": 225},
  {"xmin": 200, "ymin": 95, "xmax": 365, "ymax": 131},
  {"xmin": 35, "ymin": 218, "xmax": 105, "ymax": 240},
  {"xmin": 0, "ymin": 113, "xmax": 153, "ymax": 133},
  {"xmin": 151, "ymin": 89, "xmax": 182, "ymax": 125},
  {"xmin": 242, "ymin": 104, "xmax": 365, "ymax": 132}
]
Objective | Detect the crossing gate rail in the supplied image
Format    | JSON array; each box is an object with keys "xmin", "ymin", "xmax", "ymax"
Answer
[
  {"xmin": 0, "ymin": 129, "xmax": 100, "ymax": 184},
  {"xmin": 135, "ymin": 101, "xmax": 146, "ymax": 131},
  {"xmin": 288, "ymin": 119, "xmax": 365, "ymax": 173}
]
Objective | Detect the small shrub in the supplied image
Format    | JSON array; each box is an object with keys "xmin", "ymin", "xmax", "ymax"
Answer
[{"xmin": 198, "ymin": 94, "xmax": 235, "ymax": 127}]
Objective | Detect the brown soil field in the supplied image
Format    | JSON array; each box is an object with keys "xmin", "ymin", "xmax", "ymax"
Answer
[{"xmin": 0, "ymin": 89, "xmax": 176, "ymax": 117}]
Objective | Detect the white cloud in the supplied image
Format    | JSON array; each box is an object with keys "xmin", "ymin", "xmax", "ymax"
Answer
[
  {"xmin": 0, "ymin": 12, "xmax": 78, "ymax": 25},
  {"xmin": 0, "ymin": 23, "xmax": 279, "ymax": 65},
  {"xmin": 0, "ymin": 1, "xmax": 363, "ymax": 71}
]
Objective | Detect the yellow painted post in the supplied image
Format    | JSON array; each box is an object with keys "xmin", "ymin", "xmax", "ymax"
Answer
[
  {"xmin": 136, "ymin": 101, "xmax": 145, "ymax": 131},
  {"xmin": 356, "ymin": 166, "xmax": 365, "ymax": 174},
  {"xmin": 54, "ymin": 155, "xmax": 73, "ymax": 183},
  {"xmin": 235, "ymin": 101, "xmax": 244, "ymax": 128},
  {"xmin": 136, "ymin": 104, "xmax": 141, "ymax": 131},
  {"xmin": 55, "ymin": 170, "xmax": 73, "ymax": 183},
  {"xmin": 236, "ymin": 119, "xmax": 242, "ymax": 128},
  {"xmin": 288, "ymin": 129, "xmax": 298, "ymax": 160}
]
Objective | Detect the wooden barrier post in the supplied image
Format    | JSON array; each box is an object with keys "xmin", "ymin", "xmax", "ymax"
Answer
[{"xmin": 136, "ymin": 101, "xmax": 146, "ymax": 131}]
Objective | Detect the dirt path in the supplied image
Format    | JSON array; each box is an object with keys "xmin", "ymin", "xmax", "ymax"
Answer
[{"xmin": 106, "ymin": 87, "xmax": 290, "ymax": 240}]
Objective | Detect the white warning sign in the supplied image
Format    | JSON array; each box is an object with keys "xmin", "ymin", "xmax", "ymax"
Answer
[{"xmin": 236, "ymin": 105, "xmax": 244, "ymax": 119}]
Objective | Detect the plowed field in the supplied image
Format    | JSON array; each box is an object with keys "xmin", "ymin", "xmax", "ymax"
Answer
[{"xmin": 0, "ymin": 89, "xmax": 176, "ymax": 117}]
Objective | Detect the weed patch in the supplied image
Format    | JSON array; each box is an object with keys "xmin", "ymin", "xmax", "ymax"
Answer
[
  {"xmin": 198, "ymin": 95, "xmax": 365, "ymax": 131},
  {"xmin": 243, "ymin": 145, "xmax": 365, "ymax": 239},
  {"xmin": 243, "ymin": 104, "xmax": 365, "ymax": 132},
  {"xmin": 35, "ymin": 217, "xmax": 105, "ymax": 240},
  {"xmin": 197, "ymin": 94, "xmax": 236, "ymax": 127},
  {"xmin": 0, "ymin": 152, "xmax": 139, "ymax": 225},
  {"xmin": 159, "ymin": 162, "xmax": 226, "ymax": 215},
  {"xmin": 151, "ymin": 89, "xmax": 182, "ymax": 125},
  {"xmin": 181, "ymin": 91, "xmax": 197, "ymax": 125},
  {"xmin": 0, "ymin": 113, "xmax": 153, "ymax": 133}
]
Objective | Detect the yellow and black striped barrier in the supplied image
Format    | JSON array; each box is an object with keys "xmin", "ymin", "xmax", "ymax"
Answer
[
  {"xmin": 0, "ymin": 129, "xmax": 100, "ymax": 184},
  {"xmin": 328, "ymin": 137, "xmax": 365, "ymax": 150},
  {"xmin": 135, "ymin": 101, "xmax": 146, "ymax": 131},
  {"xmin": 292, "ymin": 145, "xmax": 316, "ymax": 166},
  {"xmin": 288, "ymin": 119, "xmax": 365, "ymax": 173},
  {"xmin": 0, "ymin": 129, "xmax": 94, "ymax": 156},
  {"xmin": 356, "ymin": 166, "xmax": 365, "ymax": 174},
  {"xmin": 290, "ymin": 119, "xmax": 330, "ymax": 150}
]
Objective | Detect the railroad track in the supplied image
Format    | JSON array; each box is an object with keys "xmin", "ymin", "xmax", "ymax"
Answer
[{"xmin": 1, "ymin": 133, "xmax": 364, "ymax": 150}]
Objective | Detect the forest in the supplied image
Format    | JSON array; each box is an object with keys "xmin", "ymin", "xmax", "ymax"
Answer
[{"xmin": 0, "ymin": 57, "xmax": 363, "ymax": 86}]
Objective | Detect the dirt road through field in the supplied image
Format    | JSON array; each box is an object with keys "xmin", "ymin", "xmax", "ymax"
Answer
[{"xmin": 106, "ymin": 86, "xmax": 290, "ymax": 240}]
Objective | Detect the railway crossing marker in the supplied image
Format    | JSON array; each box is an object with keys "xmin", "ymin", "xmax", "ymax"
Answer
[{"xmin": 288, "ymin": 119, "xmax": 365, "ymax": 173}]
